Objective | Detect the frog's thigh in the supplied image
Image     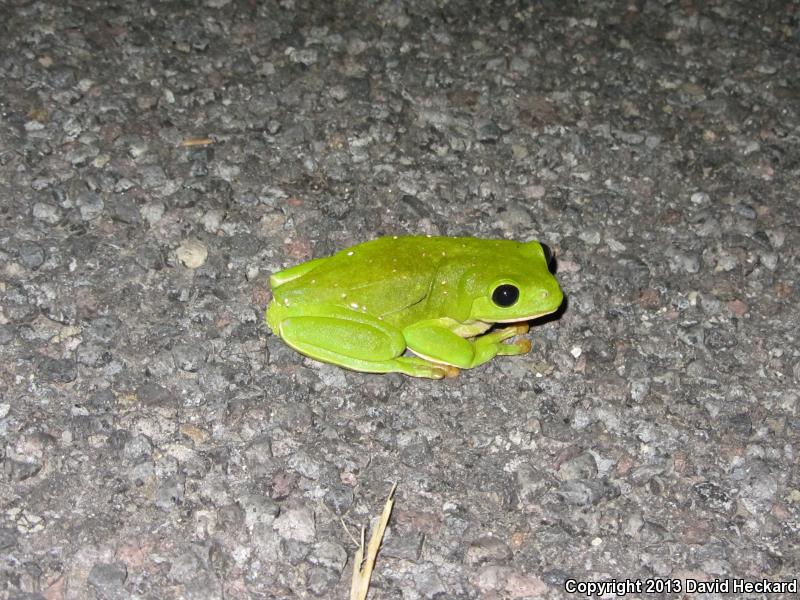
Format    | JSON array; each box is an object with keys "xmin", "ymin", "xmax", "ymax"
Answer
[
  {"xmin": 280, "ymin": 315, "xmax": 452, "ymax": 377},
  {"xmin": 279, "ymin": 313, "xmax": 406, "ymax": 362},
  {"xmin": 402, "ymin": 322, "xmax": 476, "ymax": 368}
]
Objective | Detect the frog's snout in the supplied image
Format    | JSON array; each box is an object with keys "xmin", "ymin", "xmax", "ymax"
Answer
[
  {"xmin": 543, "ymin": 284, "xmax": 564, "ymax": 312},
  {"xmin": 541, "ymin": 287, "xmax": 560, "ymax": 300}
]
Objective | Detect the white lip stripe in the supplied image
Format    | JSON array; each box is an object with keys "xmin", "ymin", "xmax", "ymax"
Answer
[{"xmin": 491, "ymin": 310, "xmax": 555, "ymax": 323}]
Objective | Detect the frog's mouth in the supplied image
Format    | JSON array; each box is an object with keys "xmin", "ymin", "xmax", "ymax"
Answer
[{"xmin": 491, "ymin": 308, "xmax": 559, "ymax": 323}]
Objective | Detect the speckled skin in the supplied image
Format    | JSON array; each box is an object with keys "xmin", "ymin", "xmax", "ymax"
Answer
[{"xmin": 266, "ymin": 236, "xmax": 563, "ymax": 377}]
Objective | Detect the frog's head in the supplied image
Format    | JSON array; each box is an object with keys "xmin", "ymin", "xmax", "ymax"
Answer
[{"xmin": 466, "ymin": 241, "xmax": 564, "ymax": 323}]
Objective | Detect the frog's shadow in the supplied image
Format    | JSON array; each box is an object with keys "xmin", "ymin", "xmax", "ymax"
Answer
[{"xmin": 532, "ymin": 256, "xmax": 569, "ymax": 325}]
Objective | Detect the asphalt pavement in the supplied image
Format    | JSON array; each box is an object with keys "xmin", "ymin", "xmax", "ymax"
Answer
[{"xmin": 1, "ymin": 1, "xmax": 798, "ymax": 598}]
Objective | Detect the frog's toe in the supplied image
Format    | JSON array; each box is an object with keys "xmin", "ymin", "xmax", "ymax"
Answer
[
  {"xmin": 509, "ymin": 323, "xmax": 529, "ymax": 336},
  {"xmin": 393, "ymin": 356, "xmax": 457, "ymax": 379},
  {"xmin": 493, "ymin": 323, "xmax": 529, "ymax": 342},
  {"xmin": 438, "ymin": 364, "xmax": 461, "ymax": 378},
  {"xmin": 515, "ymin": 338, "xmax": 532, "ymax": 354},
  {"xmin": 497, "ymin": 338, "xmax": 532, "ymax": 356}
]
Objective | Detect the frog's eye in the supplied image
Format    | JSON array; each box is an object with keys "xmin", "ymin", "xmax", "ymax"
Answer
[
  {"xmin": 492, "ymin": 284, "xmax": 519, "ymax": 307},
  {"xmin": 541, "ymin": 243, "xmax": 556, "ymax": 273}
]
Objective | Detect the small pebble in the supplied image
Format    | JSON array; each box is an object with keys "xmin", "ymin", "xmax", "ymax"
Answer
[{"xmin": 176, "ymin": 239, "xmax": 208, "ymax": 268}]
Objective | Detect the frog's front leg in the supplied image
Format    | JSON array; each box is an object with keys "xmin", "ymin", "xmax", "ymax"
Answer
[
  {"xmin": 274, "ymin": 306, "xmax": 457, "ymax": 379},
  {"xmin": 403, "ymin": 318, "xmax": 531, "ymax": 369}
]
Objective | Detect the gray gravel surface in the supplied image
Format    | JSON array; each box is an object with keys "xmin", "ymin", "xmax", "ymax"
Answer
[{"xmin": 2, "ymin": 0, "xmax": 799, "ymax": 599}]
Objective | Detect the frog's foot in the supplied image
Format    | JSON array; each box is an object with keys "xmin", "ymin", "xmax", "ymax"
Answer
[
  {"xmin": 395, "ymin": 357, "xmax": 460, "ymax": 379},
  {"xmin": 498, "ymin": 323, "xmax": 530, "ymax": 338},
  {"xmin": 491, "ymin": 323, "xmax": 532, "ymax": 356},
  {"xmin": 497, "ymin": 337, "xmax": 532, "ymax": 356},
  {"xmin": 473, "ymin": 323, "xmax": 531, "ymax": 359}
]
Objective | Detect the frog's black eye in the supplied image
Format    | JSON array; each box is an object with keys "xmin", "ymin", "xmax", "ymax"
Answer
[
  {"xmin": 492, "ymin": 284, "xmax": 519, "ymax": 307},
  {"xmin": 541, "ymin": 243, "xmax": 556, "ymax": 273}
]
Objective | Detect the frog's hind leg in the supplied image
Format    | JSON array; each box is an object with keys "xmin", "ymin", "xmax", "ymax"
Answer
[
  {"xmin": 276, "ymin": 308, "xmax": 456, "ymax": 379},
  {"xmin": 301, "ymin": 346, "xmax": 457, "ymax": 379}
]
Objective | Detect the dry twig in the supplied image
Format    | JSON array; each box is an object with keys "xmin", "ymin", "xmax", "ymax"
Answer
[{"xmin": 349, "ymin": 483, "xmax": 397, "ymax": 600}]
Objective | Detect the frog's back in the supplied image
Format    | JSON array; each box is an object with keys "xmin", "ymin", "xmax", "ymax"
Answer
[
  {"xmin": 271, "ymin": 237, "xmax": 440, "ymax": 317},
  {"xmin": 270, "ymin": 236, "xmax": 533, "ymax": 322},
  {"xmin": 352, "ymin": 236, "xmax": 526, "ymax": 264}
]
